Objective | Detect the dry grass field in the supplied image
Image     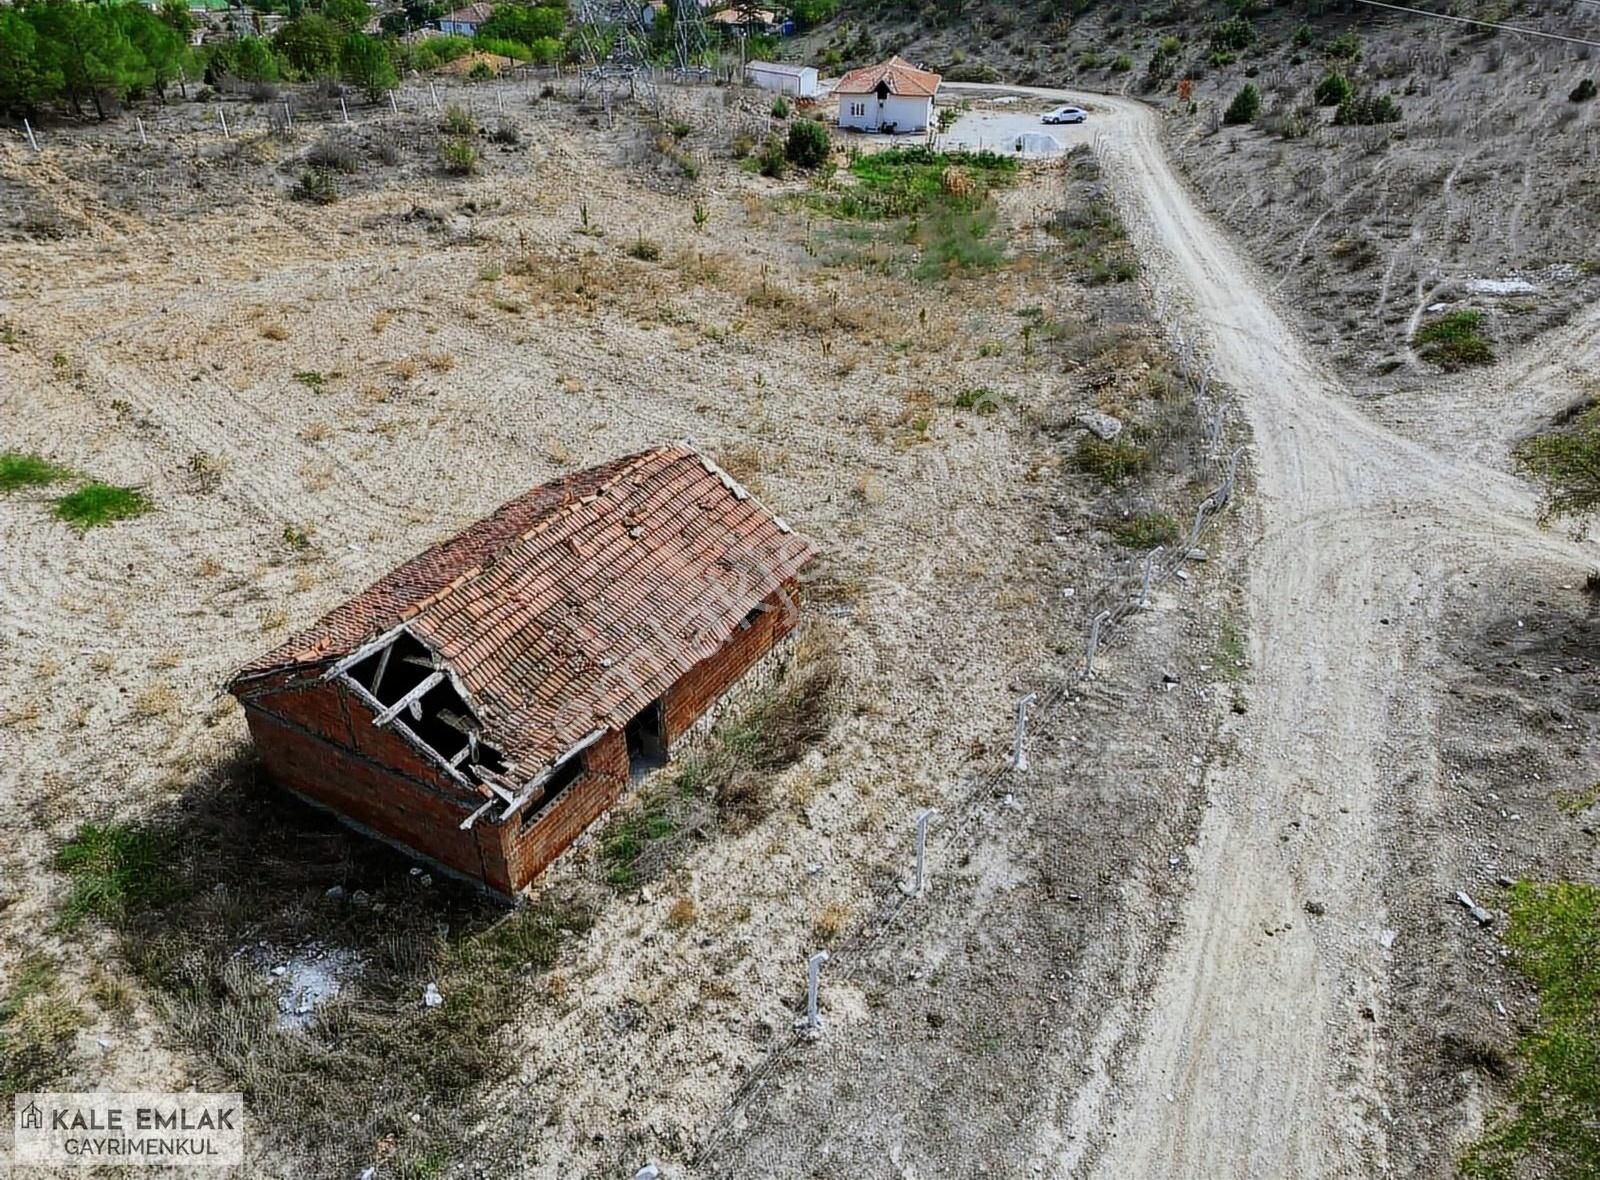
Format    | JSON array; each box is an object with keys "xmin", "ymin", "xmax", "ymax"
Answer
[{"xmin": 0, "ymin": 78, "xmax": 1225, "ymax": 1177}]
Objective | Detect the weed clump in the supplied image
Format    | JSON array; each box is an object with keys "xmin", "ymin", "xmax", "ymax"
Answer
[
  {"xmin": 1413, "ymin": 310, "xmax": 1492, "ymax": 367},
  {"xmin": 0, "ymin": 451, "xmax": 72, "ymax": 491},
  {"xmin": 53, "ymin": 483, "xmax": 152, "ymax": 530},
  {"xmin": 439, "ymin": 137, "xmax": 480, "ymax": 176},
  {"xmin": 1463, "ymin": 880, "xmax": 1600, "ymax": 1180}
]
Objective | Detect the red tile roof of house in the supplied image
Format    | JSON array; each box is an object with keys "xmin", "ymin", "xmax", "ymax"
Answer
[
  {"xmin": 230, "ymin": 446, "xmax": 816, "ymax": 777},
  {"xmin": 833, "ymin": 55, "xmax": 942, "ymax": 99}
]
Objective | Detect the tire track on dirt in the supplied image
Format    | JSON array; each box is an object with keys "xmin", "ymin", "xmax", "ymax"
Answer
[{"xmin": 946, "ymin": 82, "xmax": 1594, "ymax": 1179}]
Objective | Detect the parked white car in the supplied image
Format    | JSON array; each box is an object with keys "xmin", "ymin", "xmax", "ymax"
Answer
[{"xmin": 1042, "ymin": 105, "xmax": 1088, "ymax": 124}]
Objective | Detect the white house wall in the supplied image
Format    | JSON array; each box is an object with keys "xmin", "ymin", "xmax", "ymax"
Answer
[{"xmin": 838, "ymin": 93, "xmax": 933, "ymax": 133}]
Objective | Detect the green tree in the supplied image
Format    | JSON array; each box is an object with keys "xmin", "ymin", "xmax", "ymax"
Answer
[
  {"xmin": 114, "ymin": 5, "xmax": 188, "ymax": 100},
  {"xmin": 790, "ymin": 0, "xmax": 839, "ymax": 27},
  {"xmin": 209, "ymin": 35, "xmax": 281, "ymax": 84},
  {"xmin": 785, "ymin": 118, "xmax": 829, "ymax": 168},
  {"xmin": 275, "ymin": 15, "xmax": 343, "ymax": 77},
  {"xmin": 340, "ymin": 33, "xmax": 396, "ymax": 100},
  {"xmin": 1223, "ymin": 83, "xmax": 1260, "ymax": 125},
  {"xmin": 1313, "ymin": 70, "xmax": 1352, "ymax": 107},
  {"xmin": 319, "ymin": 0, "xmax": 374, "ymax": 33},
  {"xmin": 0, "ymin": 10, "xmax": 63, "ymax": 117},
  {"xmin": 477, "ymin": 4, "xmax": 566, "ymax": 45},
  {"xmin": 28, "ymin": 1, "xmax": 149, "ymax": 119},
  {"xmin": 158, "ymin": 0, "xmax": 194, "ymax": 39}
]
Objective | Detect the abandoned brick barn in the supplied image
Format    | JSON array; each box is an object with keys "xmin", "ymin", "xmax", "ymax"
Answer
[{"xmin": 227, "ymin": 445, "xmax": 816, "ymax": 896}]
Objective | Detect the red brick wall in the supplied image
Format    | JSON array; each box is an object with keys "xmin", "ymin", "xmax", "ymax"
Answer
[
  {"xmin": 241, "ymin": 705, "xmax": 495, "ymax": 886},
  {"xmin": 238, "ymin": 579, "xmax": 803, "ymax": 896},
  {"xmin": 498, "ymin": 729, "xmax": 631, "ymax": 890},
  {"xmin": 662, "ymin": 582, "xmax": 800, "ymax": 742}
]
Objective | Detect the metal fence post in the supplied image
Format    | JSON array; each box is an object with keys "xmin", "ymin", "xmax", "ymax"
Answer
[
  {"xmin": 23, "ymin": 118, "xmax": 39, "ymax": 151},
  {"xmin": 1086, "ymin": 610, "xmax": 1111, "ymax": 678},
  {"xmin": 794, "ymin": 951, "xmax": 829, "ymax": 1034},
  {"xmin": 1010, "ymin": 693, "xmax": 1039, "ymax": 772},
  {"xmin": 1138, "ymin": 546, "xmax": 1165, "ymax": 608},
  {"xmin": 902, "ymin": 808, "xmax": 937, "ymax": 896}
]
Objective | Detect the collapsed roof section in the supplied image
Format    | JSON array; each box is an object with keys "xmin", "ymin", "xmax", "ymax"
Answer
[{"xmin": 228, "ymin": 445, "xmax": 817, "ymax": 812}]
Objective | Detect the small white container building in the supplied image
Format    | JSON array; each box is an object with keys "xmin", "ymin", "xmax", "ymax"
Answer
[
  {"xmin": 834, "ymin": 55, "xmax": 942, "ymax": 134},
  {"xmin": 745, "ymin": 61, "xmax": 821, "ymax": 99}
]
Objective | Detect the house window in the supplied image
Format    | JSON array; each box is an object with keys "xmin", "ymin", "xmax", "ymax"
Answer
[{"xmin": 521, "ymin": 755, "xmax": 585, "ymax": 828}]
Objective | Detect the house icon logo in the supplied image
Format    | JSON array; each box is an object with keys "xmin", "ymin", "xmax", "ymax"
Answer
[{"xmin": 19, "ymin": 1099, "xmax": 44, "ymax": 1130}]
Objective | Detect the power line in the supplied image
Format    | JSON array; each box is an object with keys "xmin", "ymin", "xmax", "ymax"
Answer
[{"xmin": 1349, "ymin": 0, "xmax": 1600, "ymax": 48}]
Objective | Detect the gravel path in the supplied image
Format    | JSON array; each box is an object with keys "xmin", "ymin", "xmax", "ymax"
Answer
[{"xmin": 944, "ymin": 83, "xmax": 1595, "ymax": 1179}]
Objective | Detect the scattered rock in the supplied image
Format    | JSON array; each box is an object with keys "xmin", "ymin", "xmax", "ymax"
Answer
[
  {"xmin": 351, "ymin": 890, "xmax": 372, "ymax": 908},
  {"xmin": 1379, "ymin": 928, "xmax": 1398, "ymax": 949},
  {"xmin": 1470, "ymin": 906, "xmax": 1495, "ymax": 927},
  {"xmin": 324, "ymin": 885, "xmax": 346, "ymax": 901},
  {"xmin": 634, "ymin": 1165, "xmax": 662, "ymax": 1180},
  {"xmin": 1072, "ymin": 408, "xmax": 1123, "ymax": 441},
  {"xmin": 1303, "ymin": 899, "xmax": 1326, "ymax": 917},
  {"xmin": 422, "ymin": 982, "xmax": 444, "ymax": 1009}
]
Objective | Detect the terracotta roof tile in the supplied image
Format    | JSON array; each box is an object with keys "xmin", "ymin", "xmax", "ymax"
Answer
[
  {"xmin": 230, "ymin": 446, "xmax": 816, "ymax": 776},
  {"xmin": 834, "ymin": 55, "xmax": 942, "ymax": 99}
]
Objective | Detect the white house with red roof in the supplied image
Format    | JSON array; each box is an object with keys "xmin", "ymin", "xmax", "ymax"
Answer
[{"xmin": 834, "ymin": 55, "xmax": 942, "ymax": 134}]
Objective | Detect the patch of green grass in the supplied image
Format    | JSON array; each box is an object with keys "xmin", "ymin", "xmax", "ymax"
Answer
[
  {"xmin": 1217, "ymin": 614, "xmax": 1248, "ymax": 680},
  {"xmin": 626, "ymin": 233, "xmax": 663, "ymax": 262},
  {"xmin": 1048, "ymin": 184, "xmax": 1138, "ymax": 285},
  {"xmin": 0, "ymin": 450, "xmax": 73, "ymax": 491},
  {"xmin": 954, "ymin": 387, "xmax": 1003, "ymax": 414},
  {"xmin": 599, "ymin": 802, "xmax": 677, "ymax": 889},
  {"xmin": 1463, "ymin": 879, "xmax": 1600, "ymax": 1180},
  {"xmin": 57, "ymin": 823, "xmax": 173, "ymax": 929},
  {"xmin": 0, "ymin": 953, "xmax": 82, "ymax": 1094},
  {"xmin": 1072, "ymin": 436, "xmax": 1150, "ymax": 486},
  {"xmin": 915, "ymin": 206, "xmax": 1006, "ymax": 279},
  {"xmin": 293, "ymin": 371, "xmax": 326, "ymax": 389},
  {"xmin": 59, "ymin": 764, "xmax": 591, "ymax": 1179},
  {"xmin": 1414, "ymin": 310, "xmax": 1493, "ymax": 367},
  {"xmin": 52, "ymin": 482, "xmax": 152, "ymax": 530},
  {"xmin": 1515, "ymin": 403, "xmax": 1600, "ymax": 520},
  {"xmin": 1556, "ymin": 782, "xmax": 1600, "ymax": 816},
  {"xmin": 1107, "ymin": 512, "xmax": 1180, "ymax": 549}
]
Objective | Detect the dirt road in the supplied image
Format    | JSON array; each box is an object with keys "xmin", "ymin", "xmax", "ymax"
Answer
[{"xmin": 945, "ymin": 85, "xmax": 1592, "ymax": 1177}]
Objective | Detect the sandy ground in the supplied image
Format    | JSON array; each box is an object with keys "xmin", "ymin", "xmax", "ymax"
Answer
[
  {"xmin": 0, "ymin": 78, "xmax": 1196, "ymax": 1178},
  {"xmin": 3, "ymin": 65, "xmax": 1596, "ymax": 1179}
]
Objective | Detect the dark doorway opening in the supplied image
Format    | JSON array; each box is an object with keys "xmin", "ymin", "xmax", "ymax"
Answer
[{"xmin": 625, "ymin": 699, "xmax": 668, "ymax": 778}]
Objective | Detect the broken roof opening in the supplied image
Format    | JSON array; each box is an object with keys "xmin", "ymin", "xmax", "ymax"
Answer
[{"xmin": 342, "ymin": 630, "xmax": 509, "ymax": 791}]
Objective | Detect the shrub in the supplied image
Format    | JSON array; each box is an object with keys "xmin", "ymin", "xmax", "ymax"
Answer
[
  {"xmin": 626, "ymin": 233, "xmax": 662, "ymax": 262},
  {"xmin": 53, "ymin": 483, "xmax": 152, "ymax": 530},
  {"xmin": 1314, "ymin": 71, "xmax": 1353, "ymax": 107},
  {"xmin": 1413, "ymin": 310, "xmax": 1492, "ymax": 367},
  {"xmin": 441, "ymin": 103, "xmax": 476, "ymax": 136},
  {"xmin": 1224, "ymin": 83, "xmax": 1261, "ymax": 125},
  {"xmin": 1073, "ymin": 436, "xmax": 1150, "ymax": 485},
  {"xmin": 785, "ymin": 118, "xmax": 830, "ymax": 169},
  {"xmin": 438, "ymin": 137, "xmax": 480, "ymax": 175},
  {"xmin": 1210, "ymin": 16, "xmax": 1256, "ymax": 52},
  {"xmin": 1291, "ymin": 23, "xmax": 1313, "ymax": 48},
  {"xmin": 1111, "ymin": 53, "xmax": 1133, "ymax": 72},
  {"xmin": 305, "ymin": 137, "xmax": 360, "ymax": 173},
  {"xmin": 1108, "ymin": 512, "xmax": 1181, "ymax": 549},
  {"xmin": 294, "ymin": 167, "xmax": 339, "ymax": 204},
  {"xmin": 467, "ymin": 59, "xmax": 493, "ymax": 81},
  {"xmin": 757, "ymin": 133, "xmax": 788, "ymax": 178},
  {"xmin": 1334, "ymin": 92, "xmax": 1402, "ymax": 125},
  {"xmin": 488, "ymin": 121, "xmax": 520, "ymax": 145},
  {"xmin": 771, "ymin": 96, "xmax": 790, "ymax": 118},
  {"xmin": 1325, "ymin": 31, "xmax": 1362, "ymax": 62},
  {"xmin": 1570, "ymin": 78, "xmax": 1598, "ymax": 103}
]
